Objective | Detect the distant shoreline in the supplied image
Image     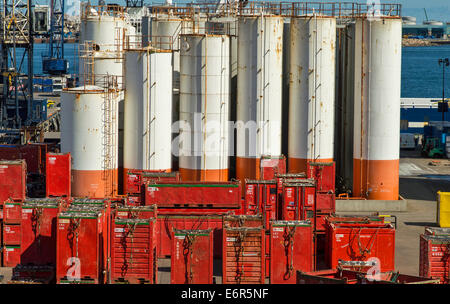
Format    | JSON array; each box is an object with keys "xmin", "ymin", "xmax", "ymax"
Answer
[{"xmin": 402, "ymin": 38, "xmax": 450, "ymax": 47}]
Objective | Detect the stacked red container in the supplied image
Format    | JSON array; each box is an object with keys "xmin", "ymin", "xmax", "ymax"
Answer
[
  {"xmin": 0, "ymin": 160, "xmax": 26, "ymax": 203},
  {"xmin": 46, "ymin": 153, "xmax": 71, "ymax": 197},
  {"xmin": 419, "ymin": 227, "xmax": 450, "ymax": 284},
  {"xmin": 244, "ymin": 180, "xmax": 277, "ymax": 228},
  {"xmin": 171, "ymin": 229, "xmax": 213, "ymax": 284},
  {"xmin": 110, "ymin": 217, "xmax": 157, "ymax": 284},
  {"xmin": 270, "ymin": 220, "xmax": 313, "ymax": 284},
  {"xmin": 223, "ymin": 226, "xmax": 265, "ymax": 284},
  {"xmin": 260, "ymin": 155, "xmax": 286, "ymax": 181},
  {"xmin": 56, "ymin": 210, "xmax": 105, "ymax": 284},
  {"xmin": 325, "ymin": 220, "xmax": 396, "ymax": 272},
  {"xmin": 2, "ymin": 200, "xmax": 22, "ymax": 267},
  {"xmin": 281, "ymin": 180, "xmax": 316, "ymax": 221}
]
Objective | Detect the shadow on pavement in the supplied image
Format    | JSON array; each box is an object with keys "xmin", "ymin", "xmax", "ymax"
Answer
[
  {"xmin": 403, "ymin": 222, "xmax": 438, "ymax": 227},
  {"xmin": 400, "ymin": 177, "xmax": 450, "ymax": 201}
]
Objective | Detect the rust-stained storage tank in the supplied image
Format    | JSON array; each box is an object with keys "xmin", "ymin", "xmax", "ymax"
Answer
[
  {"xmin": 351, "ymin": 17, "xmax": 402, "ymax": 200},
  {"xmin": 178, "ymin": 34, "xmax": 230, "ymax": 181},
  {"xmin": 236, "ymin": 15, "xmax": 284, "ymax": 182},
  {"xmin": 60, "ymin": 86, "xmax": 121, "ymax": 198},
  {"xmin": 123, "ymin": 48, "xmax": 173, "ymax": 189},
  {"xmin": 288, "ymin": 15, "xmax": 336, "ymax": 173}
]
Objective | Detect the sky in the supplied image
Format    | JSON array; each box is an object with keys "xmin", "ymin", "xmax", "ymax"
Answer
[{"xmin": 37, "ymin": 0, "xmax": 450, "ymax": 22}]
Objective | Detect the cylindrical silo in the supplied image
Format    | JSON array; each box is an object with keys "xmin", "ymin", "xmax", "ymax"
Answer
[
  {"xmin": 288, "ymin": 16, "xmax": 336, "ymax": 173},
  {"xmin": 352, "ymin": 18, "xmax": 402, "ymax": 200},
  {"xmin": 236, "ymin": 15, "xmax": 284, "ymax": 182},
  {"xmin": 179, "ymin": 34, "xmax": 230, "ymax": 181},
  {"xmin": 61, "ymin": 86, "xmax": 120, "ymax": 198},
  {"xmin": 123, "ymin": 49, "xmax": 173, "ymax": 190}
]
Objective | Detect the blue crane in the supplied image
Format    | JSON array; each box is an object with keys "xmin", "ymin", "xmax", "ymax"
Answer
[{"xmin": 42, "ymin": 0, "xmax": 69, "ymax": 75}]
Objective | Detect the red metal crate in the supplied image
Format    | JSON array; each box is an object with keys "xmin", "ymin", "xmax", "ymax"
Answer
[
  {"xmin": 56, "ymin": 211, "xmax": 105, "ymax": 284},
  {"xmin": 281, "ymin": 180, "xmax": 316, "ymax": 221},
  {"xmin": 326, "ymin": 222, "xmax": 396, "ymax": 272},
  {"xmin": 2, "ymin": 245, "xmax": 21, "ymax": 267},
  {"xmin": 20, "ymin": 198, "xmax": 61, "ymax": 265},
  {"xmin": 316, "ymin": 193, "xmax": 336, "ymax": 212},
  {"xmin": 171, "ymin": 229, "xmax": 213, "ymax": 284},
  {"xmin": 113, "ymin": 205, "xmax": 157, "ymax": 220},
  {"xmin": 260, "ymin": 155, "xmax": 286, "ymax": 181},
  {"xmin": 223, "ymin": 227, "xmax": 265, "ymax": 284},
  {"xmin": 314, "ymin": 211, "xmax": 334, "ymax": 233},
  {"xmin": 0, "ymin": 160, "xmax": 26, "ymax": 203},
  {"xmin": 126, "ymin": 196, "xmax": 142, "ymax": 206},
  {"xmin": 244, "ymin": 180, "xmax": 277, "ymax": 228},
  {"xmin": 270, "ymin": 220, "xmax": 313, "ymax": 284},
  {"xmin": 419, "ymin": 234, "xmax": 450, "ymax": 284},
  {"xmin": 307, "ymin": 161, "xmax": 335, "ymax": 193},
  {"xmin": 46, "ymin": 153, "xmax": 71, "ymax": 197},
  {"xmin": 110, "ymin": 218, "xmax": 157, "ymax": 284},
  {"xmin": 3, "ymin": 200, "xmax": 22, "ymax": 224},
  {"xmin": 157, "ymin": 215, "xmax": 223, "ymax": 258},
  {"xmin": 125, "ymin": 170, "xmax": 180, "ymax": 195},
  {"xmin": 2, "ymin": 224, "xmax": 21, "ymax": 245},
  {"xmin": 223, "ymin": 214, "xmax": 263, "ymax": 229},
  {"xmin": 145, "ymin": 181, "xmax": 241, "ymax": 208}
]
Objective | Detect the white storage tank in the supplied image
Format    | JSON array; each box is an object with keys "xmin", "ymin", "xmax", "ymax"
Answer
[
  {"xmin": 178, "ymin": 34, "xmax": 230, "ymax": 181},
  {"xmin": 236, "ymin": 15, "xmax": 283, "ymax": 182},
  {"xmin": 351, "ymin": 18, "xmax": 402, "ymax": 200},
  {"xmin": 123, "ymin": 49, "xmax": 173, "ymax": 190},
  {"xmin": 60, "ymin": 86, "xmax": 121, "ymax": 198},
  {"xmin": 288, "ymin": 15, "xmax": 336, "ymax": 173}
]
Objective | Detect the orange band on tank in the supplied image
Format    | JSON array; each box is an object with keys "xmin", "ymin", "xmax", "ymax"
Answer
[
  {"xmin": 236, "ymin": 157, "xmax": 260, "ymax": 182},
  {"xmin": 179, "ymin": 168, "xmax": 228, "ymax": 182},
  {"xmin": 288, "ymin": 158, "xmax": 334, "ymax": 174},
  {"xmin": 72, "ymin": 169, "xmax": 118, "ymax": 198},
  {"xmin": 352, "ymin": 158, "xmax": 399, "ymax": 200}
]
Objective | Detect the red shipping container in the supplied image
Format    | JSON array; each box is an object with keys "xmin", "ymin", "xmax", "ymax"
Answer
[
  {"xmin": 46, "ymin": 153, "xmax": 71, "ymax": 197},
  {"xmin": 244, "ymin": 180, "xmax": 277, "ymax": 228},
  {"xmin": 114, "ymin": 205, "xmax": 157, "ymax": 220},
  {"xmin": 307, "ymin": 161, "xmax": 335, "ymax": 193},
  {"xmin": 223, "ymin": 214, "xmax": 263, "ymax": 229},
  {"xmin": 419, "ymin": 234, "xmax": 450, "ymax": 284},
  {"xmin": 326, "ymin": 222, "xmax": 396, "ymax": 272},
  {"xmin": 145, "ymin": 181, "xmax": 241, "ymax": 208},
  {"xmin": 2, "ymin": 245, "xmax": 21, "ymax": 267},
  {"xmin": 260, "ymin": 155, "xmax": 286, "ymax": 181},
  {"xmin": 157, "ymin": 215, "xmax": 223, "ymax": 258},
  {"xmin": 20, "ymin": 198, "xmax": 61, "ymax": 265},
  {"xmin": 110, "ymin": 218, "xmax": 157, "ymax": 284},
  {"xmin": 56, "ymin": 211, "xmax": 105, "ymax": 284},
  {"xmin": 314, "ymin": 211, "xmax": 334, "ymax": 233},
  {"xmin": 171, "ymin": 229, "xmax": 213, "ymax": 284},
  {"xmin": 316, "ymin": 193, "xmax": 336, "ymax": 212},
  {"xmin": 0, "ymin": 160, "xmax": 26, "ymax": 203},
  {"xmin": 3, "ymin": 200, "xmax": 22, "ymax": 224},
  {"xmin": 126, "ymin": 170, "xmax": 180, "ymax": 195},
  {"xmin": 270, "ymin": 220, "xmax": 313, "ymax": 283},
  {"xmin": 2, "ymin": 224, "xmax": 21, "ymax": 245},
  {"xmin": 223, "ymin": 227, "xmax": 266, "ymax": 284},
  {"xmin": 281, "ymin": 181, "xmax": 316, "ymax": 221}
]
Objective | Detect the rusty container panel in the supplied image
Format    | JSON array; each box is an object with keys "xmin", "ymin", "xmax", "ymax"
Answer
[
  {"xmin": 223, "ymin": 214, "xmax": 263, "ymax": 229},
  {"xmin": 126, "ymin": 170, "xmax": 180, "ymax": 195},
  {"xmin": 0, "ymin": 160, "xmax": 26, "ymax": 203},
  {"xmin": 3, "ymin": 224, "xmax": 21, "ymax": 245},
  {"xmin": 3, "ymin": 245, "xmax": 21, "ymax": 267},
  {"xmin": 56, "ymin": 211, "xmax": 104, "ymax": 284},
  {"xmin": 4, "ymin": 200, "xmax": 22, "ymax": 224},
  {"xmin": 223, "ymin": 227, "xmax": 265, "ymax": 284},
  {"xmin": 111, "ymin": 218, "xmax": 157, "ymax": 284},
  {"xmin": 156, "ymin": 215, "xmax": 223, "ymax": 259},
  {"xmin": 46, "ymin": 153, "xmax": 71, "ymax": 197},
  {"xmin": 113, "ymin": 205, "xmax": 157, "ymax": 220},
  {"xmin": 327, "ymin": 222, "xmax": 396, "ymax": 272},
  {"xmin": 419, "ymin": 234, "xmax": 450, "ymax": 284},
  {"xmin": 307, "ymin": 162, "xmax": 335, "ymax": 193},
  {"xmin": 20, "ymin": 199, "xmax": 61, "ymax": 265},
  {"xmin": 171, "ymin": 229, "xmax": 213, "ymax": 284},
  {"xmin": 126, "ymin": 196, "xmax": 142, "ymax": 206},
  {"xmin": 260, "ymin": 156, "xmax": 286, "ymax": 181},
  {"xmin": 145, "ymin": 181, "xmax": 241, "ymax": 208},
  {"xmin": 270, "ymin": 220, "xmax": 313, "ymax": 284},
  {"xmin": 316, "ymin": 193, "xmax": 336, "ymax": 213}
]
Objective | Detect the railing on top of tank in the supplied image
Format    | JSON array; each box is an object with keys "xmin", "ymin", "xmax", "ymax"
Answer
[
  {"xmin": 124, "ymin": 35, "xmax": 174, "ymax": 51},
  {"xmin": 150, "ymin": 6, "xmax": 195, "ymax": 19},
  {"xmin": 150, "ymin": 1, "xmax": 401, "ymax": 18},
  {"xmin": 81, "ymin": 3, "xmax": 127, "ymax": 19},
  {"xmin": 66, "ymin": 74, "xmax": 124, "ymax": 93},
  {"xmin": 178, "ymin": 21, "xmax": 237, "ymax": 36}
]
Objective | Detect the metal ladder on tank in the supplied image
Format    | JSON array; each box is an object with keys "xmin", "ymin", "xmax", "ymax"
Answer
[
  {"xmin": 80, "ymin": 41, "xmax": 96, "ymax": 86},
  {"xmin": 101, "ymin": 76, "xmax": 118, "ymax": 197}
]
